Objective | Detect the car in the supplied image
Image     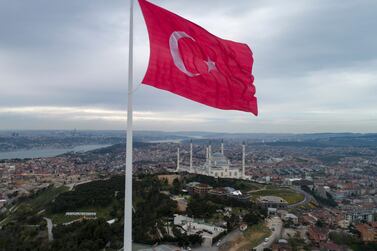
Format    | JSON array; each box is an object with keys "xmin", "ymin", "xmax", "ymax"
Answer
[{"xmin": 264, "ymin": 237, "xmax": 269, "ymax": 242}]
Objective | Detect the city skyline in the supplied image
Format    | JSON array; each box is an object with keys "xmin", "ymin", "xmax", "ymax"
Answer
[{"xmin": 1, "ymin": 0, "xmax": 376, "ymax": 133}]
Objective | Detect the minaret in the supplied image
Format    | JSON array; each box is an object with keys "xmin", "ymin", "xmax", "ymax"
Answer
[
  {"xmin": 206, "ymin": 146, "xmax": 209, "ymax": 162},
  {"xmin": 189, "ymin": 140, "xmax": 193, "ymax": 173},
  {"xmin": 176, "ymin": 147, "xmax": 180, "ymax": 172},
  {"xmin": 221, "ymin": 139, "xmax": 224, "ymax": 155},
  {"xmin": 208, "ymin": 142, "xmax": 212, "ymax": 174},
  {"xmin": 208, "ymin": 141, "xmax": 212, "ymax": 161},
  {"xmin": 242, "ymin": 142, "xmax": 246, "ymax": 179}
]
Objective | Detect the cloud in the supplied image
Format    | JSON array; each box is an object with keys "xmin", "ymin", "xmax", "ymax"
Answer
[
  {"xmin": 0, "ymin": 0, "xmax": 376, "ymax": 132},
  {"xmin": 0, "ymin": 106, "xmax": 209, "ymax": 122}
]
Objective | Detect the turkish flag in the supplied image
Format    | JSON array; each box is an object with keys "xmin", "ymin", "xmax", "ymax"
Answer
[{"xmin": 138, "ymin": 0, "xmax": 258, "ymax": 115}]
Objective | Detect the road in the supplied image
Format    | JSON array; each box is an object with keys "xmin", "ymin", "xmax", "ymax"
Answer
[
  {"xmin": 253, "ymin": 216, "xmax": 282, "ymax": 251},
  {"xmin": 44, "ymin": 217, "xmax": 54, "ymax": 241},
  {"xmin": 287, "ymin": 187, "xmax": 313, "ymax": 208},
  {"xmin": 66, "ymin": 179, "xmax": 93, "ymax": 191}
]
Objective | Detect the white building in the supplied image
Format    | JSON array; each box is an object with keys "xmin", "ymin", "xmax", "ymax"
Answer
[
  {"xmin": 206, "ymin": 152, "xmax": 241, "ymax": 178},
  {"xmin": 282, "ymin": 213, "xmax": 299, "ymax": 224},
  {"xmin": 176, "ymin": 142, "xmax": 249, "ymax": 180},
  {"xmin": 257, "ymin": 196, "xmax": 288, "ymax": 209},
  {"xmin": 345, "ymin": 210, "xmax": 375, "ymax": 223},
  {"xmin": 174, "ymin": 214, "xmax": 226, "ymax": 247}
]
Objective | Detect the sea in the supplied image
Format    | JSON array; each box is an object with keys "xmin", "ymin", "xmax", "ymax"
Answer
[{"xmin": 0, "ymin": 144, "xmax": 110, "ymax": 160}]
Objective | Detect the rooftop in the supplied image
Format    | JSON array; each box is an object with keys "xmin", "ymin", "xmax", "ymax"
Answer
[{"xmin": 258, "ymin": 196, "xmax": 288, "ymax": 204}]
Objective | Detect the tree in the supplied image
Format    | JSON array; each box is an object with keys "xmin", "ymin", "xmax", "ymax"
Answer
[
  {"xmin": 51, "ymin": 219, "xmax": 112, "ymax": 251},
  {"xmin": 243, "ymin": 212, "xmax": 260, "ymax": 225},
  {"xmin": 225, "ymin": 213, "xmax": 239, "ymax": 231},
  {"xmin": 172, "ymin": 227, "xmax": 202, "ymax": 247},
  {"xmin": 187, "ymin": 194, "xmax": 218, "ymax": 218},
  {"xmin": 284, "ymin": 218, "xmax": 294, "ymax": 228},
  {"xmin": 315, "ymin": 219, "xmax": 324, "ymax": 228},
  {"xmin": 172, "ymin": 178, "xmax": 182, "ymax": 195}
]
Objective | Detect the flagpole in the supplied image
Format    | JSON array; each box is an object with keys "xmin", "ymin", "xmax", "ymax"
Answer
[{"xmin": 124, "ymin": 0, "xmax": 134, "ymax": 250}]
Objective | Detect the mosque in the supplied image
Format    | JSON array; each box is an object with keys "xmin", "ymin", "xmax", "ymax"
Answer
[{"xmin": 176, "ymin": 141, "xmax": 248, "ymax": 180}]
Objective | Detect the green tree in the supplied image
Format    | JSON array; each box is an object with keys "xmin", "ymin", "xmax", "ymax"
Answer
[
  {"xmin": 171, "ymin": 178, "xmax": 182, "ymax": 195},
  {"xmin": 243, "ymin": 212, "xmax": 261, "ymax": 225},
  {"xmin": 187, "ymin": 194, "xmax": 218, "ymax": 218},
  {"xmin": 225, "ymin": 213, "xmax": 239, "ymax": 231}
]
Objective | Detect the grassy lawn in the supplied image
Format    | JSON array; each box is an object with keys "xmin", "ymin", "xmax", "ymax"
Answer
[
  {"xmin": 250, "ymin": 188, "xmax": 304, "ymax": 204},
  {"xmin": 243, "ymin": 223, "xmax": 271, "ymax": 247},
  {"xmin": 237, "ymin": 181, "xmax": 263, "ymax": 192},
  {"xmin": 220, "ymin": 223, "xmax": 271, "ymax": 251},
  {"xmin": 232, "ymin": 223, "xmax": 271, "ymax": 251}
]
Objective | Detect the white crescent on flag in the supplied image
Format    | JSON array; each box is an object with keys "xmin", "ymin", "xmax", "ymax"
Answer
[{"xmin": 169, "ymin": 31, "xmax": 200, "ymax": 77}]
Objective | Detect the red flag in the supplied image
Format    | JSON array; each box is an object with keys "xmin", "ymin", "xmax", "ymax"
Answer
[{"xmin": 138, "ymin": 0, "xmax": 258, "ymax": 115}]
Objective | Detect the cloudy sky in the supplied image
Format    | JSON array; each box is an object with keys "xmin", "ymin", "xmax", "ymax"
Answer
[{"xmin": 0, "ymin": 0, "xmax": 376, "ymax": 133}]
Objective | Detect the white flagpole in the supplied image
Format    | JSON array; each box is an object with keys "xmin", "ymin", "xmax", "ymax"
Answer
[{"xmin": 124, "ymin": 0, "xmax": 134, "ymax": 250}]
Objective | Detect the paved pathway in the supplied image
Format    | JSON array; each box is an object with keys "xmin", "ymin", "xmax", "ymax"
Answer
[
  {"xmin": 253, "ymin": 217, "xmax": 282, "ymax": 251},
  {"xmin": 287, "ymin": 187, "xmax": 313, "ymax": 208},
  {"xmin": 43, "ymin": 217, "xmax": 54, "ymax": 241},
  {"xmin": 66, "ymin": 179, "xmax": 93, "ymax": 191}
]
